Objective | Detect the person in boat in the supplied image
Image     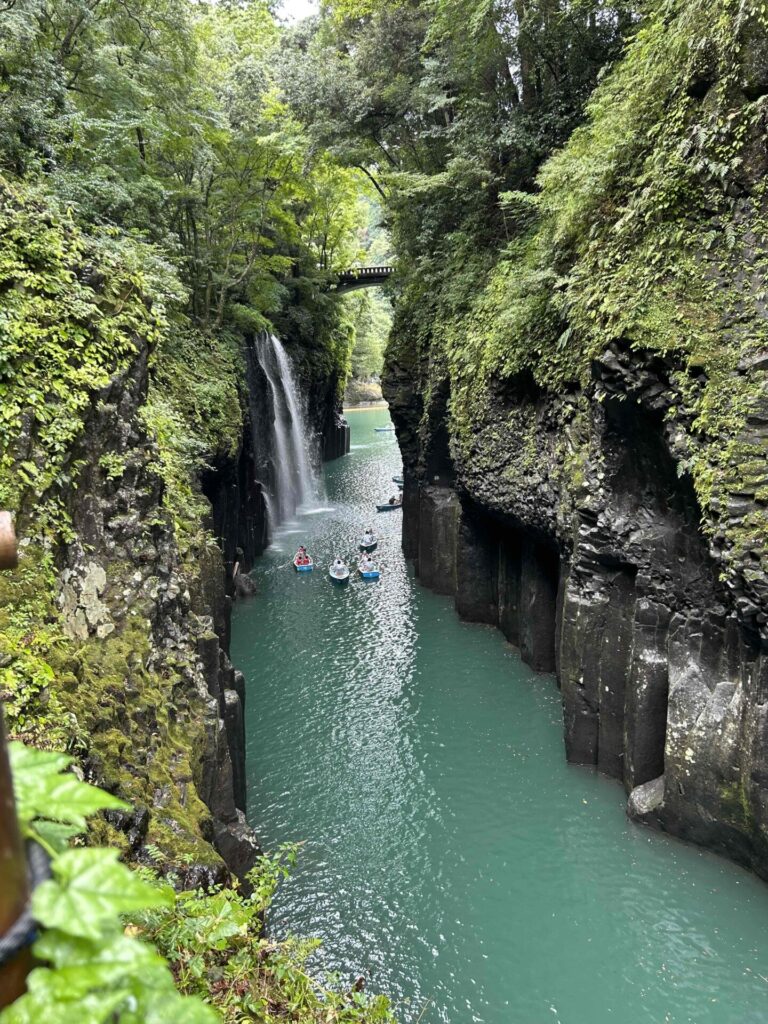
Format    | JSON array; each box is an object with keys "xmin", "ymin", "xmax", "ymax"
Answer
[
  {"xmin": 388, "ymin": 495, "xmax": 397, "ymax": 505},
  {"xmin": 332, "ymin": 557, "xmax": 347, "ymax": 576},
  {"xmin": 360, "ymin": 554, "xmax": 374, "ymax": 571},
  {"xmin": 362, "ymin": 529, "xmax": 375, "ymax": 545},
  {"xmin": 295, "ymin": 547, "xmax": 310, "ymax": 565}
]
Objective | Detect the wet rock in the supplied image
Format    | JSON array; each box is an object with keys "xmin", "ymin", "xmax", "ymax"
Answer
[
  {"xmin": 417, "ymin": 486, "xmax": 459, "ymax": 595},
  {"xmin": 213, "ymin": 812, "xmax": 262, "ymax": 884},
  {"xmin": 223, "ymin": 688, "xmax": 246, "ymax": 813},
  {"xmin": 455, "ymin": 504, "xmax": 497, "ymax": 624},
  {"xmin": 104, "ymin": 805, "xmax": 150, "ymax": 852},
  {"xmin": 628, "ymin": 775, "xmax": 665, "ymax": 822},
  {"xmin": 234, "ymin": 572, "xmax": 257, "ymax": 599}
]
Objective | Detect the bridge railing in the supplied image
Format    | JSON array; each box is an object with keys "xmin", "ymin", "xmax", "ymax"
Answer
[{"xmin": 337, "ymin": 265, "xmax": 394, "ymax": 279}]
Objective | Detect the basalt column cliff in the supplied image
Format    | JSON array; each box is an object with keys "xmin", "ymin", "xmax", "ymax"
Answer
[{"xmin": 383, "ymin": 4, "xmax": 768, "ymax": 880}]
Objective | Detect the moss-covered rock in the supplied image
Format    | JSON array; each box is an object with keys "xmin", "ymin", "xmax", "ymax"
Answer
[
  {"xmin": 383, "ymin": 0, "xmax": 768, "ymax": 880},
  {"xmin": 0, "ymin": 178, "xmax": 257, "ymax": 879}
]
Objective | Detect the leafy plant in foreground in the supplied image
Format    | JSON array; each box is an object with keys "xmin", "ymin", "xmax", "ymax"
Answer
[
  {"xmin": 1, "ymin": 744, "xmax": 397, "ymax": 1023},
  {"xmin": 0, "ymin": 742, "xmax": 216, "ymax": 1024}
]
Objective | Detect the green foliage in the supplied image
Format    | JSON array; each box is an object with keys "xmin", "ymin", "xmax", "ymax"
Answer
[
  {"xmin": 0, "ymin": 548, "xmax": 77, "ymax": 749},
  {"xmin": 0, "ymin": 178, "xmax": 166, "ymax": 533},
  {"xmin": 141, "ymin": 327, "xmax": 245, "ymax": 549},
  {"xmin": 1, "ymin": 742, "xmax": 215, "ymax": 1024},
  {"xmin": 345, "ymin": 290, "xmax": 392, "ymax": 382},
  {"xmin": 137, "ymin": 845, "xmax": 396, "ymax": 1023},
  {"xmin": 2, "ymin": 743, "xmax": 395, "ymax": 1024}
]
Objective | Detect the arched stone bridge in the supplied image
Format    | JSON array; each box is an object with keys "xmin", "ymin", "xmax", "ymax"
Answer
[{"xmin": 334, "ymin": 266, "xmax": 394, "ymax": 293}]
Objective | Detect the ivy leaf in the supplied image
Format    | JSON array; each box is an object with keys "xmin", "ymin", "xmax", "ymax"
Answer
[
  {"xmin": 33, "ymin": 848, "xmax": 174, "ymax": 940},
  {"xmin": 9, "ymin": 742, "xmax": 128, "ymax": 832},
  {"xmin": 29, "ymin": 821, "xmax": 83, "ymax": 855},
  {"xmin": 0, "ymin": 987, "xmax": 126, "ymax": 1024},
  {"xmin": 32, "ymin": 931, "xmax": 168, "ymax": 997}
]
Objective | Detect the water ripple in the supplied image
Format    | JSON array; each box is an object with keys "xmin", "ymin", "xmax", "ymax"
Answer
[{"xmin": 232, "ymin": 409, "xmax": 768, "ymax": 1024}]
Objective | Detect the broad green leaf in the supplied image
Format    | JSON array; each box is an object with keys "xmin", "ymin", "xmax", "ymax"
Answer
[
  {"xmin": 0, "ymin": 986, "xmax": 126, "ymax": 1024},
  {"xmin": 32, "ymin": 931, "xmax": 168, "ymax": 997},
  {"xmin": 9, "ymin": 742, "xmax": 128, "ymax": 831},
  {"xmin": 33, "ymin": 848, "xmax": 174, "ymax": 940},
  {"xmin": 30, "ymin": 820, "xmax": 82, "ymax": 855}
]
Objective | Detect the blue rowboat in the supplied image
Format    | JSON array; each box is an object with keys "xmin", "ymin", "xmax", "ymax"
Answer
[
  {"xmin": 392, "ymin": 476, "xmax": 404, "ymax": 485},
  {"xmin": 359, "ymin": 567, "xmax": 381, "ymax": 580},
  {"xmin": 293, "ymin": 556, "xmax": 313, "ymax": 572},
  {"xmin": 329, "ymin": 565, "xmax": 350, "ymax": 584},
  {"xmin": 376, "ymin": 502, "xmax": 402, "ymax": 512}
]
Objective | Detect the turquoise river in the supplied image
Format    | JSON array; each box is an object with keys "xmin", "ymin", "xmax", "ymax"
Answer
[{"xmin": 231, "ymin": 407, "xmax": 768, "ymax": 1024}]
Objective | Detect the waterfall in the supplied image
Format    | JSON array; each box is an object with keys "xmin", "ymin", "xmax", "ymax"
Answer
[{"xmin": 254, "ymin": 333, "xmax": 318, "ymax": 525}]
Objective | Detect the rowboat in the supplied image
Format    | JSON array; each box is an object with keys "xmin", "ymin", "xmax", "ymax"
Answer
[
  {"xmin": 329, "ymin": 565, "xmax": 350, "ymax": 584},
  {"xmin": 376, "ymin": 502, "xmax": 402, "ymax": 512},
  {"xmin": 359, "ymin": 564, "xmax": 381, "ymax": 580},
  {"xmin": 392, "ymin": 476, "xmax": 404, "ymax": 485},
  {"xmin": 359, "ymin": 537, "xmax": 378, "ymax": 552},
  {"xmin": 374, "ymin": 426, "xmax": 395, "ymax": 433},
  {"xmin": 293, "ymin": 556, "xmax": 313, "ymax": 572}
]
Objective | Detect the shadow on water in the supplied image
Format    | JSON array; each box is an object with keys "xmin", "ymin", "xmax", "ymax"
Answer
[{"xmin": 231, "ymin": 407, "xmax": 768, "ymax": 1024}]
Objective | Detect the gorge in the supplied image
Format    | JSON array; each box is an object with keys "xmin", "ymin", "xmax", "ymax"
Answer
[
  {"xmin": 232, "ymin": 408, "xmax": 768, "ymax": 1024},
  {"xmin": 2, "ymin": 0, "xmax": 768, "ymax": 1021}
]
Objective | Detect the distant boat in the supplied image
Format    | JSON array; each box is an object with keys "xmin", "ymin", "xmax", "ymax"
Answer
[
  {"xmin": 293, "ymin": 555, "xmax": 313, "ymax": 572},
  {"xmin": 329, "ymin": 564, "xmax": 350, "ymax": 584},
  {"xmin": 374, "ymin": 426, "xmax": 395, "ymax": 433},
  {"xmin": 359, "ymin": 536, "xmax": 378, "ymax": 552},
  {"xmin": 358, "ymin": 563, "xmax": 381, "ymax": 580},
  {"xmin": 376, "ymin": 502, "xmax": 402, "ymax": 512},
  {"xmin": 392, "ymin": 476, "xmax": 403, "ymax": 485}
]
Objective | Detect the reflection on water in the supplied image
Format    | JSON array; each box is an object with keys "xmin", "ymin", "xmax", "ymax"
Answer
[{"xmin": 231, "ymin": 408, "xmax": 768, "ymax": 1024}]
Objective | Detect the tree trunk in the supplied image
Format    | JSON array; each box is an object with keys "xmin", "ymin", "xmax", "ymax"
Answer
[{"xmin": 514, "ymin": 0, "xmax": 537, "ymax": 110}]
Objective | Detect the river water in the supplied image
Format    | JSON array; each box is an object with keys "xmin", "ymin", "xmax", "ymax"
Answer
[{"xmin": 231, "ymin": 407, "xmax": 768, "ymax": 1024}]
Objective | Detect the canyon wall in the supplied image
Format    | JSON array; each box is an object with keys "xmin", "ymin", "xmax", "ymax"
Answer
[
  {"xmin": 384, "ymin": 343, "xmax": 768, "ymax": 880},
  {"xmin": 381, "ymin": 1, "xmax": 768, "ymax": 882},
  {"xmin": 48, "ymin": 334, "xmax": 259, "ymax": 883}
]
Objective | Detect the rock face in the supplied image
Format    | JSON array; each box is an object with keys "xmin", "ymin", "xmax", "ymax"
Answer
[
  {"xmin": 53, "ymin": 325, "xmax": 348, "ymax": 880},
  {"xmin": 54, "ymin": 336, "xmax": 262, "ymax": 882},
  {"xmin": 383, "ymin": 342, "xmax": 768, "ymax": 882},
  {"xmin": 322, "ymin": 410, "xmax": 351, "ymax": 461}
]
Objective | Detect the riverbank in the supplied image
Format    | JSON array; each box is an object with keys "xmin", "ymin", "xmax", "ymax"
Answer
[{"xmin": 344, "ymin": 379, "xmax": 384, "ymax": 407}]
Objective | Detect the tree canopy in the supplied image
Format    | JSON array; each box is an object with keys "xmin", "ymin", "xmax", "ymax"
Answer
[{"xmin": 0, "ymin": 0, "xmax": 368, "ymax": 332}]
